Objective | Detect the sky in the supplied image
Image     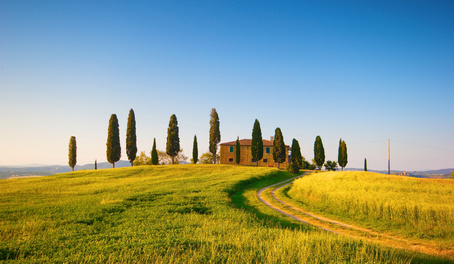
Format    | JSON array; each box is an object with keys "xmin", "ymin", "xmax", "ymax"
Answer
[{"xmin": 1, "ymin": 0, "xmax": 453, "ymax": 171}]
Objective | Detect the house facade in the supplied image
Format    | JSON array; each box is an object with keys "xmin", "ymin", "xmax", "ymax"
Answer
[{"xmin": 219, "ymin": 139, "xmax": 290, "ymax": 167}]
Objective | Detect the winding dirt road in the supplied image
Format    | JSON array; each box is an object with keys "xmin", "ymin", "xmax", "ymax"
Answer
[{"xmin": 257, "ymin": 173, "xmax": 454, "ymax": 260}]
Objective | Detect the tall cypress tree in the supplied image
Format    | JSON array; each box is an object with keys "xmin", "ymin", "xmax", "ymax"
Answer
[
  {"xmin": 126, "ymin": 108, "xmax": 137, "ymax": 166},
  {"xmin": 106, "ymin": 114, "xmax": 121, "ymax": 168},
  {"xmin": 235, "ymin": 137, "xmax": 241, "ymax": 164},
  {"xmin": 273, "ymin": 128, "xmax": 286, "ymax": 168},
  {"xmin": 291, "ymin": 138, "xmax": 303, "ymax": 168},
  {"xmin": 338, "ymin": 138, "xmax": 348, "ymax": 171},
  {"xmin": 251, "ymin": 119, "xmax": 263, "ymax": 166},
  {"xmin": 151, "ymin": 138, "xmax": 158, "ymax": 165},
  {"xmin": 314, "ymin": 135, "xmax": 325, "ymax": 170},
  {"xmin": 166, "ymin": 114, "xmax": 180, "ymax": 165},
  {"xmin": 364, "ymin": 158, "xmax": 368, "ymax": 172},
  {"xmin": 209, "ymin": 108, "xmax": 221, "ymax": 164},
  {"xmin": 192, "ymin": 135, "xmax": 198, "ymax": 164},
  {"xmin": 68, "ymin": 136, "xmax": 77, "ymax": 172}
]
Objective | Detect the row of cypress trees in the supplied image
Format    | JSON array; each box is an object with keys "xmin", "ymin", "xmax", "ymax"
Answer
[
  {"xmin": 308, "ymin": 136, "xmax": 349, "ymax": 171},
  {"xmin": 249, "ymin": 119, "xmax": 348, "ymax": 170},
  {"xmin": 69, "ymin": 108, "xmax": 222, "ymax": 170},
  {"xmin": 69, "ymin": 108, "xmax": 348, "ymax": 170}
]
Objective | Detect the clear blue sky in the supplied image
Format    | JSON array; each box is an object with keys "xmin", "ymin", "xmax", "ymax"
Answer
[{"xmin": 1, "ymin": 0, "xmax": 453, "ymax": 170}]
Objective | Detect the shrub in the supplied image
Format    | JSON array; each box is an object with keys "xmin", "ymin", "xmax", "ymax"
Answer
[{"xmin": 286, "ymin": 163, "xmax": 300, "ymax": 174}]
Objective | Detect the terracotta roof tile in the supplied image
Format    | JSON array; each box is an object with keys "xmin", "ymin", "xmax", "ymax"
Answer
[{"xmin": 220, "ymin": 139, "xmax": 287, "ymax": 147}]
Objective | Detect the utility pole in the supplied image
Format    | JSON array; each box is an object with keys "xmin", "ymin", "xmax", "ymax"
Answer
[{"xmin": 388, "ymin": 139, "xmax": 390, "ymax": 175}]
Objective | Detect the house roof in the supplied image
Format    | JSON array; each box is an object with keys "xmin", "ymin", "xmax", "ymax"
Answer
[{"xmin": 220, "ymin": 139, "xmax": 288, "ymax": 147}]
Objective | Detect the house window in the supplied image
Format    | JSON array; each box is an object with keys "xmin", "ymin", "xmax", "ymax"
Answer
[
  {"xmin": 230, "ymin": 146, "xmax": 234, "ymax": 152},
  {"xmin": 266, "ymin": 147, "xmax": 270, "ymax": 154},
  {"xmin": 229, "ymin": 158, "xmax": 233, "ymax": 162},
  {"xmin": 263, "ymin": 159, "xmax": 268, "ymax": 163}
]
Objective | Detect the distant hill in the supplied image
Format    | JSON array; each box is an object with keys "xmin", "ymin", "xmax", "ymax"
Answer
[
  {"xmin": 345, "ymin": 168, "xmax": 454, "ymax": 179},
  {"xmin": 2, "ymin": 164, "xmax": 452, "ymax": 180},
  {"xmin": 0, "ymin": 161, "xmax": 131, "ymax": 179}
]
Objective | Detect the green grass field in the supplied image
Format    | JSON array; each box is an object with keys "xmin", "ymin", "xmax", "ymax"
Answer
[
  {"xmin": 0, "ymin": 165, "xmax": 451, "ymax": 263},
  {"xmin": 286, "ymin": 171, "xmax": 454, "ymax": 247}
]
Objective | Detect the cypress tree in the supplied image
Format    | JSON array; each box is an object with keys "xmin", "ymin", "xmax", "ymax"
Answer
[
  {"xmin": 273, "ymin": 128, "xmax": 286, "ymax": 168},
  {"xmin": 166, "ymin": 114, "xmax": 180, "ymax": 165},
  {"xmin": 338, "ymin": 138, "xmax": 348, "ymax": 171},
  {"xmin": 126, "ymin": 108, "xmax": 137, "ymax": 166},
  {"xmin": 209, "ymin": 108, "xmax": 221, "ymax": 164},
  {"xmin": 314, "ymin": 135, "xmax": 325, "ymax": 170},
  {"xmin": 106, "ymin": 114, "xmax": 121, "ymax": 168},
  {"xmin": 95, "ymin": 159, "xmax": 97, "ymax": 170},
  {"xmin": 68, "ymin": 136, "xmax": 77, "ymax": 172},
  {"xmin": 151, "ymin": 138, "xmax": 158, "ymax": 165},
  {"xmin": 364, "ymin": 158, "xmax": 368, "ymax": 172},
  {"xmin": 192, "ymin": 135, "xmax": 198, "ymax": 164},
  {"xmin": 251, "ymin": 119, "xmax": 263, "ymax": 166},
  {"xmin": 291, "ymin": 138, "xmax": 303, "ymax": 168},
  {"xmin": 235, "ymin": 137, "xmax": 241, "ymax": 164}
]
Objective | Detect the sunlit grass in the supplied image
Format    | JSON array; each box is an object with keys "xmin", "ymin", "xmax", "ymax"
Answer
[
  {"xmin": 0, "ymin": 165, "xmax": 449, "ymax": 263},
  {"xmin": 287, "ymin": 171, "xmax": 454, "ymax": 245}
]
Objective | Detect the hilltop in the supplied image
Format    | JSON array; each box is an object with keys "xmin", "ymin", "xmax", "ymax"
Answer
[
  {"xmin": 345, "ymin": 168, "xmax": 454, "ymax": 179},
  {"xmin": 0, "ymin": 161, "xmax": 131, "ymax": 179},
  {"xmin": 2, "ymin": 163, "xmax": 452, "ymax": 180}
]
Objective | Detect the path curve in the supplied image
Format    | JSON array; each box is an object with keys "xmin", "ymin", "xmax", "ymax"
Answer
[{"xmin": 257, "ymin": 173, "xmax": 454, "ymax": 259}]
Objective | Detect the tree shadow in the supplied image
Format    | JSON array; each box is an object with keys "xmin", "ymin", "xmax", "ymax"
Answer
[{"xmin": 225, "ymin": 171, "xmax": 314, "ymax": 231}]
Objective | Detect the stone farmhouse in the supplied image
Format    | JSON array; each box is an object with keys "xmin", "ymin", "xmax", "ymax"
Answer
[{"xmin": 219, "ymin": 138, "xmax": 290, "ymax": 167}]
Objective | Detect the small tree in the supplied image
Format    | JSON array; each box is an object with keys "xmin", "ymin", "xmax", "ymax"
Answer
[
  {"xmin": 133, "ymin": 151, "xmax": 152, "ymax": 166},
  {"xmin": 314, "ymin": 135, "xmax": 325, "ymax": 170},
  {"xmin": 338, "ymin": 138, "xmax": 348, "ymax": 171},
  {"xmin": 166, "ymin": 114, "xmax": 180, "ymax": 164},
  {"xmin": 106, "ymin": 114, "xmax": 121, "ymax": 168},
  {"xmin": 251, "ymin": 119, "xmax": 263, "ymax": 166},
  {"xmin": 235, "ymin": 137, "xmax": 241, "ymax": 164},
  {"xmin": 151, "ymin": 138, "xmax": 158, "ymax": 165},
  {"xmin": 68, "ymin": 136, "xmax": 77, "ymax": 172},
  {"xmin": 126, "ymin": 109, "xmax": 137, "ymax": 166},
  {"xmin": 303, "ymin": 160, "xmax": 315, "ymax": 170},
  {"xmin": 158, "ymin": 149, "xmax": 187, "ymax": 165},
  {"xmin": 364, "ymin": 158, "xmax": 368, "ymax": 172},
  {"xmin": 286, "ymin": 163, "xmax": 300, "ymax": 174},
  {"xmin": 291, "ymin": 138, "xmax": 303, "ymax": 168},
  {"xmin": 273, "ymin": 128, "xmax": 286, "ymax": 169},
  {"xmin": 199, "ymin": 152, "xmax": 220, "ymax": 164},
  {"xmin": 94, "ymin": 159, "xmax": 97, "ymax": 170},
  {"xmin": 192, "ymin": 135, "xmax": 198, "ymax": 164},
  {"xmin": 324, "ymin": 160, "xmax": 338, "ymax": 171},
  {"xmin": 209, "ymin": 108, "xmax": 221, "ymax": 164}
]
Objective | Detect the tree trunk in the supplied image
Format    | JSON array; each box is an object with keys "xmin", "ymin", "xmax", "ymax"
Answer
[
  {"xmin": 171, "ymin": 156, "xmax": 175, "ymax": 165},
  {"xmin": 277, "ymin": 163, "xmax": 280, "ymax": 169},
  {"xmin": 130, "ymin": 161, "xmax": 134, "ymax": 167},
  {"xmin": 256, "ymin": 161, "xmax": 258, "ymax": 167},
  {"xmin": 213, "ymin": 152, "xmax": 216, "ymax": 164},
  {"xmin": 113, "ymin": 162, "xmax": 115, "ymax": 169},
  {"xmin": 72, "ymin": 167, "xmax": 74, "ymax": 172},
  {"xmin": 341, "ymin": 167, "xmax": 344, "ymax": 171}
]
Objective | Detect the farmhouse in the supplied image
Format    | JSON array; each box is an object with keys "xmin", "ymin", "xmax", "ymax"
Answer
[{"xmin": 219, "ymin": 138, "xmax": 290, "ymax": 167}]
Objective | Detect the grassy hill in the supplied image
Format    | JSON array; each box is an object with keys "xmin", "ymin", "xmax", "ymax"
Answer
[
  {"xmin": 0, "ymin": 165, "xmax": 450, "ymax": 263},
  {"xmin": 0, "ymin": 161, "xmax": 131, "ymax": 179},
  {"xmin": 286, "ymin": 171, "xmax": 454, "ymax": 249}
]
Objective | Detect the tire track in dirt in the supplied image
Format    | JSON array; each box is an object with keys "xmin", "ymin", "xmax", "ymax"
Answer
[{"xmin": 257, "ymin": 173, "xmax": 454, "ymax": 260}]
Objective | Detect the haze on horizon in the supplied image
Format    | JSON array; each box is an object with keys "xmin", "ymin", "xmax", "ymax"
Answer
[{"xmin": 0, "ymin": 1, "xmax": 453, "ymax": 171}]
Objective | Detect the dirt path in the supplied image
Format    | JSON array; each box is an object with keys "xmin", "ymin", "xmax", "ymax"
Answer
[{"xmin": 257, "ymin": 174, "xmax": 454, "ymax": 260}]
